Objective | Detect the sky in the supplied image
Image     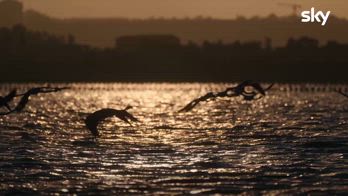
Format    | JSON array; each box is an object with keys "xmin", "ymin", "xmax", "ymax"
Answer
[{"xmin": 18, "ymin": 0, "xmax": 348, "ymax": 19}]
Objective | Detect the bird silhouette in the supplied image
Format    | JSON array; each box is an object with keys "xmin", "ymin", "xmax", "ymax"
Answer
[
  {"xmin": 222, "ymin": 81, "xmax": 273, "ymax": 101},
  {"xmin": 85, "ymin": 106, "xmax": 140, "ymax": 137},
  {"xmin": 179, "ymin": 81, "xmax": 274, "ymax": 112},
  {"xmin": 0, "ymin": 89, "xmax": 17, "ymax": 111},
  {"xmin": 14, "ymin": 87, "xmax": 70, "ymax": 112},
  {"xmin": 224, "ymin": 81, "xmax": 273, "ymax": 97},
  {"xmin": 240, "ymin": 83, "xmax": 273, "ymax": 101}
]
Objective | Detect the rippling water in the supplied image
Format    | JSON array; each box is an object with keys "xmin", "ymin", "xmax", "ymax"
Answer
[{"xmin": 0, "ymin": 83, "xmax": 347, "ymax": 195}]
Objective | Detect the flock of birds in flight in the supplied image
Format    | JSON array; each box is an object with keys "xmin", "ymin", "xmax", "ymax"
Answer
[{"xmin": 0, "ymin": 81, "xmax": 347, "ymax": 138}]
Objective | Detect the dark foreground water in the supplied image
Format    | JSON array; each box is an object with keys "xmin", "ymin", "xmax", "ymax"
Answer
[{"xmin": 0, "ymin": 83, "xmax": 347, "ymax": 195}]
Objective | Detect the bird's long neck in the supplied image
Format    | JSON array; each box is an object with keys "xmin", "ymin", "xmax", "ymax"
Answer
[{"xmin": 124, "ymin": 106, "xmax": 132, "ymax": 111}]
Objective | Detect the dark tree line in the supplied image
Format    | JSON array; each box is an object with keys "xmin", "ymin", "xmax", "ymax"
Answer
[{"xmin": 0, "ymin": 25, "xmax": 347, "ymax": 83}]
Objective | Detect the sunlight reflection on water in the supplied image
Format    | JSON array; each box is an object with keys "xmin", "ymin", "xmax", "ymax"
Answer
[{"xmin": 0, "ymin": 83, "xmax": 348, "ymax": 194}]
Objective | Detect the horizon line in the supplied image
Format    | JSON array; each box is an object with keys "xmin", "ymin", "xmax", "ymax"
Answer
[{"xmin": 23, "ymin": 9, "xmax": 348, "ymax": 21}]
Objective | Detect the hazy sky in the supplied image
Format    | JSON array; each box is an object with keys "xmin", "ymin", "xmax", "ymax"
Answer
[{"xmin": 18, "ymin": 0, "xmax": 348, "ymax": 19}]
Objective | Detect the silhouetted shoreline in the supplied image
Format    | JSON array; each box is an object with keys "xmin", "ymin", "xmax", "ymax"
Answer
[
  {"xmin": 0, "ymin": 25, "xmax": 348, "ymax": 83},
  {"xmin": 1, "ymin": 0, "xmax": 348, "ymax": 83}
]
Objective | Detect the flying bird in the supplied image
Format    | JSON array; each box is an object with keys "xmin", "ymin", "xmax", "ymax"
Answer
[
  {"xmin": 0, "ymin": 89, "xmax": 17, "ymax": 111},
  {"xmin": 14, "ymin": 87, "xmax": 70, "ymax": 112},
  {"xmin": 179, "ymin": 81, "xmax": 274, "ymax": 112},
  {"xmin": 218, "ymin": 81, "xmax": 273, "ymax": 101},
  {"xmin": 85, "ymin": 106, "xmax": 140, "ymax": 137}
]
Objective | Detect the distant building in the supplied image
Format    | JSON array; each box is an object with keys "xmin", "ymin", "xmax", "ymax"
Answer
[{"xmin": 0, "ymin": 0, "xmax": 23, "ymax": 27}]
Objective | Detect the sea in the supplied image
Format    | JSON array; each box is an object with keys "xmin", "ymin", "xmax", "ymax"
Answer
[{"xmin": 0, "ymin": 83, "xmax": 347, "ymax": 195}]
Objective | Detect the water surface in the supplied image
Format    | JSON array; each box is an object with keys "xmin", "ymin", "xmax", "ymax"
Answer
[{"xmin": 0, "ymin": 83, "xmax": 348, "ymax": 195}]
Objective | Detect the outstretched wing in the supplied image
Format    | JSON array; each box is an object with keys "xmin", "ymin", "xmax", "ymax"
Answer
[
  {"xmin": 14, "ymin": 93, "xmax": 31, "ymax": 112},
  {"xmin": 216, "ymin": 87, "xmax": 239, "ymax": 98},
  {"xmin": 264, "ymin": 83, "xmax": 274, "ymax": 92},
  {"xmin": 4, "ymin": 89, "xmax": 17, "ymax": 102},
  {"xmin": 85, "ymin": 108, "xmax": 119, "ymax": 137},
  {"xmin": 178, "ymin": 98, "xmax": 201, "ymax": 112},
  {"xmin": 36, "ymin": 87, "xmax": 70, "ymax": 94},
  {"xmin": 17, "ymin": 87, "xmax": 70, "ymax": 96},
  {"xmin": 179, "ymin": 92, "xmax": 216, "ymax": 112},
  {"xmin": 338, "ymin": 90, "xmax": 348, "ymax": 98},
  {"xmin": 249, "ymin": 82, "xmax": 266, "ymax": 95}
]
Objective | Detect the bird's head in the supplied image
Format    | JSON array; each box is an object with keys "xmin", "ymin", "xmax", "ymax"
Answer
[{"xmin": 124, "ymin": 105, "xmax": 133, "ymax": 111}]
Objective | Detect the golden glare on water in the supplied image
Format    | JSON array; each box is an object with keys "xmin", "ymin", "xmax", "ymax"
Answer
[{"xmin": 0, "ymin": 83, "xmax": 347, "ymax": 194}]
